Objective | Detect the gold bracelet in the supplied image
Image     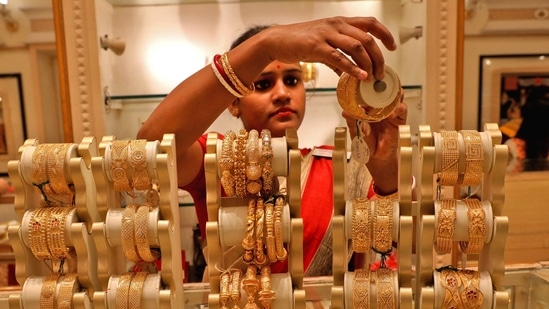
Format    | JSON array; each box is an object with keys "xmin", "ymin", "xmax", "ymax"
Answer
[
  {"xmin": 111, "ymin": 140, "xmax": 133, "ymax": 192},
  {"xmin": 372, "ymin": 198, "xmax": 394, "ymax": 254},
  {"xmin": 242, "ymin": 198, "xmax": 256, "ymax": 264},
  {"xmin": 57, "ymin": 273, "xmax": 78, "ymax": 309},
  {"xmin": 376, "ymin": 268, "xmax": 396, "ymax": 309},
  {"xmin": 121, "ymin": 204, "xmax": 141, "ymax": 263},
  {"xmin": 352, "ymin": 197, "xmax": 372, "ymax": 253},
  {"xmin": 134, "ymin": 204, "xmax": 157, "ymax": 262},
  {"xmin": 221, "ymin": 52, "xmax": 255, "ymax": 96},
  {"xmin": 230, "ymin": 269, "xmax": 243, "ymax": 308},
  {"xmin": 47, "ymin": 143, "xmax": 74, "ymax": 196},
  {"xmin": 234, "ymin": 129, "xmax": 248, "ymax": 198},
  {"xmin": 33, "ymin": 144, "xmax": 56, "ymax": 198},
  {"xmin": 254, "ymin": 198, "xmax": 267, "ymax": 266},
  {"xmin": 265, "ymin": 199, "xmax": 277, "ymax": 263},
  {"xmin": 115, "ymin": 272, "xmax": 135, "ymax": 309},
  {"xmin": 130, "ymin": 139, "xmax": 152, "ymax": 191},
  {"xmin": 242, "ymin": 265, "xmax": 259, "ymax": 308},
  {"xmin": 459, "ymin": 130, "xmax": 483, "ymax": 186},
  {"xmin": 258, "ymin": 265, "xmax": 275, "ymax": 308},
  {"xmin": 440, "ymin": 268, "xmax": 463, "ymax": 309},
  {"xmin": 40, "ymin": 273, "xmax": 60, "ymax": 309},
  {"xmin": 220, "ymin": 130, "xmax": 236, "ymax": 197},
  {"xmin": 353, "ymin": 268, "xmax": 370, "ymax": 309},
  {"xmin": 435, "ymin": 199, "xmax": 457, "ymax": 254},
  {"xmin": 459, "ymin": 199, "xmax": 486, "ymax": 255},
  {"xmin": 220, "ymin": 271, "xmax": 231, "ymax": 309},
  {"xmin": 274, "ymin": 196, "xmax": 288, "ymax": 261},
  {"xmin": 128, "ymin": 271, "xmax": 148, "ymax": 309},
  {"xmin": 46, "ymin": 206, "xmax": 74, "ymax": 260},
  {"xmin": 438, "ymin": 130, "xmax": 459, "ymax": 186},
  {"xmin": 458, "ymin": 269, "xmax": 483, "ymax": 309},
  {"xmin": 29, "ymin": 207, "xmax": 52, "ymax": 260},
  {"xmin": 246, "ymin": 129, "xmax": 262, "ymax": 195},
  {"xmin": 260, "ymin": 129, "xmax": 274, "ymax": 197}
]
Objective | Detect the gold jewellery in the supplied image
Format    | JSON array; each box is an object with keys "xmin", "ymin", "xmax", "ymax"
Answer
[
  {"xmin": 234, "ymin": 129, "xmax": 248, "ymax": 198},
  {"xmin": 246, "ymin": 129, "xmax": 263, "ymax": 195},
  {"xmin": 220, "ymin": 271, "xmax": 232, "ymax": 309},
  {"xmin": 32, "ymin": 144, "xmax": 54, "ymax": 198},
  {"xmin": 221, "ymin": 52, "xmax": 255, "ymax": 96},
  {"xmin": 372, "ymin": 198, "xmax": 394, "ymax": 254},
  {"xmin": 47, "ymin": 143, "xmax": 74, "ymax": 196},
  {"xmin": 460, "ymin": 198, "xmax": 486, "ymax": 255},
  {"xmin": 274, "ymin": 195, "xmax": 287, "ymax": 261},
  {"xmin": 40, "ymin": 273, "xmax": 60, "ymax": 309},
  {"xmin": 260, "ymin": 129, "xmax": 274, "ymax": 196},
  {"xmin": 376, "ymin": 268, "xmax": 396, "ymax": 309},
  {"xmin": 242, "ymin": 199, "xmax": 256, "ymax": 264},
  {"xmin": 46, "ymin": 206, "xmax": 74, "ymax": 260},
  {"xmin": 258, "ymin": 265, "xmax": 275, "ymax": 308},
  {"xmin": 265, "ymin": 198, "xmax": 277, "ymax": 263},
  {"xmin": 134, "ymin": 203, "xmax": 157, "ymax": 262},
  {"xmin": 440, "ymin": 267, "xmax": 464, "ymax": 309},
  {"xmin": 439, "ymin": 267, "xmax": 483, "ymax": 309},
  {"xmin": 111, "ymin": 140, "xmax": 133, "ymax": 192},
  {"xmin": 128, "ymin": 272, "xmax": 148, "ymax": 309},
  {"xmin": 352, "ymin": 197, "xmax": 372, "ymax": 253},
  {"xmin": 129, "ymin": 139, "xmax": 152, "ymax": 191},
  {"xmin": 353, "ymin": 268, "xmax": 370, "ymax": 309},
  {"xmin": 458, "ymin": 269, "xmax": 484, "ymax": 309},
  {"xmin": 115, "ymin": 272, "xmax": 135, "ymax": 309},
  {"xmin": 254, "ymin": 198, "xmax": 267, "ymax": 266},
  {"xmin": 57, "ymin": 273, "xmax": 79, "ymax": 309},
  {"xmin": 435, "ymin": 199, "xmax": 457, "ymax": 254},
  {"xmin": 438, "ymin": 130, "xmax": 459, "ymax": 186},
  {"xmin": 121, "ymin": 204, "xmax": 141, "ymax": 263},
  {"xmin": 460, "ymin": 130, "xmax": 484, "ymax": 186},
  {"xmin": 241, "ymin": 265, "xmax": 260, "ymax": 309},
  {"xmin": 29, "ymin": 207, "xmax": 51, "ymax": 260},
  {"xmin": 220, "ymin": 130, "xmax": 236, "ymax": 197}
]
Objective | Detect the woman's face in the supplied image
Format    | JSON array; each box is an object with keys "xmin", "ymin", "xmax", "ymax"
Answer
[{"xmin": 231, "ymin": 61, "xmax": 306, "ymax": 137}]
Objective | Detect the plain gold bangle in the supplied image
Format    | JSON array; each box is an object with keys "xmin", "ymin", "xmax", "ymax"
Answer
[
  {"xmin": 438, "ymin": 130, "xmax": 459, "ymax": 186},
  {"xmin": 372, "ymin": 198, "xmax": 394, "ymax": 254},
  {"xmin": 274, "ymin": 196, "xmax": 287, "ymax": 261},
  {"xmin": 134, "ymin": 204, "xmax": 157, "ymax": 262},
  {"xmin": 111, "ymin": 140, "xmax": 133, "ymax": 192},
  {"xmin": 435, "ymin": 199, "xmax": 457, "ymax": 254},
  {"xmin": 115, "ymin": 272, "xmax": 135, "ymax": 309},
  {"xmin": 459, "ymin": 130, "xmax": 484, "ymax": 186},
  {"xmin": 242, "ymin": 198, "xmax": 256, "ymax": 264},
  {"xmin": 352, "ymin": 197, "xmax": 371, "ymax": 253},
  {"xmin": 121, "ymin": 204, "xmax": 141, "ymax": 263},
  {"xmin": 353, "ymin": 268, "xmax": 370, "ymax": 309},
  {"xmin": 234, "ymin": 129, "xmax": 248, "ymax": 198},
  {"xmin": 376, "ymin": 268, "xmax": 396, "ymax": 309},
  {"xmin": 130, "ymin": 139, "xmax": 152, "ymax": 191},
  {"xmin": 440, "ymin": 268, "xmax": 463, "ymax": 309},
  {"xmin": 128, "ymin": 272, "xmax": 148, "ymax": 309},
  {"xmin": 46, "ymin": 206, "xmax": 74, "ymax": 260},
  {"xmin": 57, "ymin": 273, "xmax": 78, "ymax": 309},
  {"xmin": 260, "ymin": 129, "xmax": 274, "ymax": 196},
  {"xmin": 220, "ymin": 130, "xmax": 236, "ymax": 197},
  {"xmin": 254, "ymin": 198, "xmax": 267, "ymax": 266},
  {"xmin": 29, "ymin": 207, "xmax": 52, "ymax": 260},
  {"xmin": 40, "ymin": 273, "xmax": 60, "ymax": 309},
  {"xmin": 459, "ymin": 198, "xmax": 486, "ymax": 255},
  {"xmin": 265, "ymin": 199, "xmax": 277, "ymax": 263}
]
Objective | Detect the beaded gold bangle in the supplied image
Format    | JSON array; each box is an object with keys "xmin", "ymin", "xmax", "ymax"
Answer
[
  {"xmin": 242, "ymin": 198, "xmax": 256, "ymax": 264},
  {"xmin": 29, "ymin": 207, "xmax": 52, "ymax": 260},
  {"xmin": 221, "ymin": 52, "xmax": 255, "ymax": 97},
  {"xmin": 220, "ymin": 130, "xmax": 236, "ymax": 197},
  {"xmin": 57, "ymin": 273, "xmax": 78, "ymax": 309},
  {"xmin": 265, "ymin": 199, "xmax": 277, "ymax": 263},
  {"xmin": 376, "ymin": 268, "xmax": 396, "ymax": 309},
  {"xmin": 458, "ymin": 269, "xmax": 483, "ymax": 309},
  {"xmin": 372, "ymin": 198, "xmax": 394, "ymax": 254},
  {"xmin": 111, "ymin": 140, "xmax": 133, "ymax": 192},
  {"xmin": 440, "ymin": 268, "xmax": 464, "ymax": 309},
  {"xmin": 352, "ymin": 197, "xmax": 372, "ymax": 253},
  {"xmin": 128, "ymin": 272, "xmax": 148, "ymax": 309},
  {"xmin": 246, "ymin": 129, "xmax": 262, "ymax": 195},
  {"xmin": 134, "ymin": 204, "xmax": 157, "ymax": 262},
  {"xmin": 220, "ymin": 271, "xmax": 231, "ymax": 309},
  {"xmin": 258, "ymin": 265, "xmax": 275, "ymax": 308},
  {"xmin": 274, "ymin": 196, "xmax": 288, "ymax": 261},
  {"xmin": 234, "ymin": 129, "xmax": 248, "ymax": 198},
  {"xmin": 47, "ymin": 143, "xmax": 74, "ymax": 196},
  {"xmin": 46, "ymin": 206, "xmax": 74, "ymax": 260},
  {"xmin": 435, "ymin": 199, "xmax": 457, "ymax": 254},
  {"xmin": 115, "ymin": 272, "xmax": 135, "ymax": 309},
  {"xmin": 254, "ymin": 198, "xmax": 267, "ymax": 266},
  {"xmin": 230, "ymin": 269, "xmax": 243, "ymax": 308},
  {"xmin": 130, "ymin": 139, "xmax": 152, "ymax": 191},
  {"xmin": 40, "ymin": 273, "xmax": 60, "ymax": 309},
  {"xmin": 438, "ymin": 130, "xmax": 459, "ymax": 186},
  {"xmin": 353, "ymin": 268, "xmax": 370, "ymax": 309},
  {"xmin": 260, "ymin": 129, "xmax": 274, "ymax": 196},
  {"xmin": 121, "ymin": 204, "xmax": 141, "ymax": 263},
  {"xmin": 459, "ymin": 199, "xmax": 486, "ymax": 255},
  {"xmin": 459, "ymin": 130, "xmax": 484, "ymax": 186}
]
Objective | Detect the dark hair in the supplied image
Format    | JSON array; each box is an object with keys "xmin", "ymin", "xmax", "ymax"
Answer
[
  {"xmin": 230, "ymin": 25, "xmax": 273, "ymax": 50},
  {"xmin": 515, "ymin": 97, "xmax": 549, "ymax": 158}
]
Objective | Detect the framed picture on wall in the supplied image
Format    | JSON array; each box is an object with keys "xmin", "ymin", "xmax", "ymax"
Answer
[{"xmin": 0, "ymin": 73, "xmax": 27, "ymax": 174}]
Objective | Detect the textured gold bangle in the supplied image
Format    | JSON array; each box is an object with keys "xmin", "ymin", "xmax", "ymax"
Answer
[
  {"xmin": 221, "ymin": 52, "xmax": 255, "ymax": 96},
  {"xmin": 246, "ymin": 129, "xmax": 262, "ymax": 195},
  {"xmin": 265, "ymin": 199, "xmax": 277, "ymax": 263},
  {"xmin": 121, "ymin": 204, "xmax": 141, "ymax": 263},
  {"xmin": 353, "ymin": 268, "xmax": 370, "ymax": 309},
  {"xmin": 57, "ymin": 273, "xmax": 78, "ymax": 309},
  {"xmin": 242, "ymin": 198, "xmax": 256, "ymax": 264},
  {"xmin": 47, "ymin": 143, "xmax": 74, "ymax": 196},
  {"xmin": 111, "ymin": 140, "xmax": 133, "ymax": 192},
  {"xmin": 220, "ymin": 271, "xmax": 231, "ymax": 309},
  {"xmin": 128, "ymin": 271, "xmax": 148, "ymax": 309},
  {"xmin": 230, "ymin": 269, "xmax": 243, "ymax": 308},
  {"xmin": 40, "ymin": 273, "xmax": 60, "ymax": 309},
  {"xmin": 274, "ymin": 196, "xmax": 287, "ymax": 261},
  {"xmin": 234, "ymin": 129, "xmax": 248, "ymax": 198},
  {"xmin": 130, "ymin": 139, "xmax": 152, "ymax": 191},
  {"xmin": 242, "ymin": 265, "xmax": 259, "ymax": 308},
  {"xmin": 438, "ymin": 130, "xmax": 459, "ymax": 186},
  {"xmin": 376, "ymin": 268, "xmax": 395, "ymax": 309},
  {"xmin": 32, "ymin": 144, "xmax": 55, "ymax": 198},
  {"xmin": 372, "ymin": 198, "xmax": 394, "ymax": 254},
  {"xmin": 29, "ymin": 207, "xmax": 52, "ymax": 260},
  {"xmin": 459, "ymin": 199, "xmax": 486, "ymax": 255},
  {"xmin": 254, "ymin": 198, "xmax": 267, "ymax": 266},
  {"xmin": 134, "ymin": 204, "xmax": 157, "ymax": 262},
  {"xmin": 440, "ymin": 268, "xmax": 463, "ymax": 309},
  {"xmin": 220, "ymin": 130, "xmax": 236, "ymax": 197},
  {"xmin": 458, "ymin": 269, "xmax": 483, "ymax": 309},
  {"xmin": 258, "ymin": 265, "xmax": 275, "ymax": 308},
  {"xmin": 46, "ymin": 206, "xmax": 74, "ymax": 260},
  {"xmin": 352, "ymin": 197, "xmax": 372, "ymax": 253},
  {"xmin": 435, "ymin": 199, "xmax": 457, "ymax": 254},
  {"xmin": 459, "ymin": 130, "xmax": 483, "ymax": 186},
  {"xmin": 115, "ymin": 272, "xmax": 135, "ymax": 309},
  {"xmin": 260, "ymin": 129, "xmax": 274, "ymax": 196}
]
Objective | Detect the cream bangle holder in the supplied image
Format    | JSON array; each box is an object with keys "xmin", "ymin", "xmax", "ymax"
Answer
[
  {"xmin": 344, "ymin": 199, "xmax": 399, "ymax": 246},
  {"xmin": 433, "ymin": 270, "xmax": 493, "ymax": 309},
  {"xmin": 104, "ymin": 207, "xmax": 160, "ymax": 248},
  {"xmin": 434, "ymin": 199, "xmax": 493, "ymax": 245}
]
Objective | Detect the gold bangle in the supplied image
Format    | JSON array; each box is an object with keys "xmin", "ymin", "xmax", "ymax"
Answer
[
  {"xmin": 258, "ymin": 265, "xmax": 275, "ymax": 308},
  {"xmin": 372, "ymin": 198, "xmax": 394, "ymax": 254},
  {"xmin": 459, "ymin": 199, "xmax": 486, "ymax": 254},
  {"xmin": 46, "ymin": 206, "xmax": 74, "ymax": 260},
  {"xmin": 33, "ymin": 144, "xmax": 56, "ymax": 199},
  {"xmin": 353, "ymin": 268, "xmax": 370, "ymax": 309},
  {"xmin": 128, "ymin": 271, "xmax": 148, "ymax": 309},
  {"xmin": 242, "ymin": 198, "xmax": 256, "ymax": 264},
  {"xmin": 115, "ymin": 272, "xmax": 135, "ymax": 309},
  {"xmin": 230, "ymin": 269, "xmax": 243, "ymax": 308},
  {"xmin": 274, "ymin": 196, "xmax": 287, "ymax": 261},
  {"xmin": 265, "ymin": 199, "xmax": 277, "ymax": 263},
  {"xmin": 254, "ymin": 198, "xmax": 267, "ymax": 266},
  {"xmin": 47, "ymin": 143, "xmax": 74, "ymax": 196},
  {"xmin": 440, "ymin": 268, "xmax": 463, "ymax": 309},
  {"xmin": 134, "ymin": 204, "xmax": 157, "ymax": 262},
  {"xmin": 352, "ymin": 197, "xmax": 372, "ymax": 253},
  {"xmin": 221, "ymin": 52, "xmax": 255, "ymax": 96},
  {"xmin": 242, "ymin": 265, "xmax": 259, "ymax": 308},
  {"xmin": 438, "ymin": 130, "xmax": 459, "ymax": 186},
  {"xmin": 376, "ymin": 268, "xmax": 396, "ymax": 309},
  {"xmin": 220, "ymin": 130, "xmax": 236, "ymax": 197},
  {"xmin": 458, "ymin": 269, "xmax": 483, "ymax": 309},
  {"xmin": 57, "ymin": 273, "xmax": 78, "ymax": 309},
  {"xmin": 129, "ymin": 139, "xmax": 152, "ymax": 191},
  {"xmin": 111, "ymin": 140, "xmax": 133, "ymax": 192},
  {"xmin": 459, "ymin": 130, "xmax": 483, "ymax": 186},
  {"xmin": 234, "ymin": 129, "xmax": 248, "ymax": 198},
  {"xmin": 435, "ymin": 199, "xmax": 457, "ymax": 254},
  {"xmin": 29, "ymin": 207, "xmax": 52, "ymax": 260},
  {"xmin": 40, "ymin": 273, "xmax": 60, "ymax": 309},
  {"xmin": 121, "ymin": 204, "xmax": 141, "ymax": 263},
  {"xmin": 260, "ymin": 129, "xmax": 274, "ymax": 197},
  {"xmin": 220, "ymin": 271, "xmax": 231, "ymax": 309},
  {"xmin": 246, "ymin": 129, "xmax": 262, "ymax": 195}
]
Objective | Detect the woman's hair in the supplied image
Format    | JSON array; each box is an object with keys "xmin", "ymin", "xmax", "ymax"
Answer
[
  {"xmin": 515, "ymin": 92, "xmax": 549, "ymax": 158},
  {"xmin": 230, "ymin": 25, "xmax": 273, "ymax": 50}
]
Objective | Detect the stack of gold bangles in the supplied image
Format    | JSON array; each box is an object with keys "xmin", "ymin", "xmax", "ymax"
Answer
[
  {"xmin": 439, "ymin": 266, "xmax": 484, "ymax": 309},
  {"xmin": 438, "ymin": 130, "xmax": 485, "ymax": 187},
  {"xmin": 115, "ymin": 272, "xmax": 149, "ymax": 309},
  {"xmin": 120, "ymin": 202, "xmax": 160, "ymax": 263},
  {"xmin": 353, "ymin": 267, "xmax": 397, "ymax": 309},
  {"xmin": 110, "ymin": 139, "xmax": 153, "ymax": 193},
  {"xmin": 40, "ymin": 273, "xmax": 80, "ymax": 309},
  {"xmin": 28, "ymin": 206, "xmax": 75, "ymax": 261}
]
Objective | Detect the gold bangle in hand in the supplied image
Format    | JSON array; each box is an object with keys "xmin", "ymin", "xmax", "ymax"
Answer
[
  {"xmin": 459, "ymin": 198, "xmax": 486, "ymax": 254},
  {"xmin": 352, "ymin": 197, "xmax": 371, "ymax": 253},
  {"xmin": 435, "ymin": 199, "xmax": 457, "ymax": 254}
]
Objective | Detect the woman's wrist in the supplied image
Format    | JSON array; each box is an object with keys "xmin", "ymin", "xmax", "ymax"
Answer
[{"xmin": 366, "ymin": 157, "xmax": 398, "ymax": 196}]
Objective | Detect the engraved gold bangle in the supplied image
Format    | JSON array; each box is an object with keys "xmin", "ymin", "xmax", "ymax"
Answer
[
  {"xmin": 376, "ymin": 268, "xmax": 396, "ymax": 309},
  {"xmin": 234, "ymin": 129, "xmax": 248, "ymax": 198},
  {"xmin": 258, "ymin": 265, "xmax": 275, "ymax": 308},
  {"xmin": 246, "ymin": 129, "xmax": 262, "ymax": 195},
  {"xmin": 352, "ymin": 197, "xmax": 371, "ymax": 253},
  {"xmin": 372, "ymin": 198, "xmax": 394, "ymax": 254},
  {"xmin": 47, "ymin": 143, "xmax": 74, "ymax": 196},
  {"xmin": 260, "ymin": 129, "xmax": 274, "ymax": 196},
  {"xmin": 121, "ymin": 204, "xmax": 141, "ymax": 263},
  {"xmin": 115, "ymin": 272, "xmax": 135, "ymax": 309},
  {"xmin": 134, "ymin": 204, "xmax": 157, "ymax": 262},
  {"xmin": 128, "ymin": 272, "xmax": 148, "ymax": 309},
  {"xmin": 353, "ymin": 268, "xmax": 370, "ymax": 309},
  {"xmin": 438, "ymin": 130, "xmax": 459, "ymax": 186},
  {"xmin": 57, "ymin": 273, "xmax": 78, "ymax": 309},
  {"xmin": 435, "ymin": 199, "xmax": 457, "ymax": 254},
  {"xmin": 220, "ymin": 130, "xmax": 236, "ymax": 197},
  {"xmin": 220, "ymin": 271, "xmax": 231, "ymax": 309},
  {"xmin": 111, "ymin": 140, "xmax": 133, "ymax": 192},
  {"xmin": 254, "ymin": 198, "xmax": 267, "ymax": 266},
  {"xmin": 46, "ymin": 206, "xmax": 74, "ymax": 260},
  {"xmin": 242, "ymin": 198, "xmax": 256, "ymax": 264},
  {"xmin": 440, "ymin": 268, "xmax": 463, "ymax": 309},
  {"xmin": 265, "ymin": 199, "xmax": 277, "ymax": 263},
  {"xmin": 29, "ymin": 207, "xmax": 52, "ymax": 260},
  {"xmin": 458, "ymin": 269, "xmax": 483, "ymax": 309},
  {"xmin": 230, "ymin": 269, "xmax": 243, "ymax": 308},
  {"xmin": 32, "ymin": 144, "xmax": 56, "ymax": 198},
  {"xmin": 274, "ymin": 195, "xmax": 288, "ymax": 261},
  {"xmin": 459, "ymin": 130, "xmax": 484, "ymax": 186},
  {"xmin": 459, "ymin": 199, "xmax": 486, "ymax": 255},
  {"xmin": 129, "ymin": 139, "xmax": 152, "ymax": 191},
  {"xmin": 40, "ymin": 273, "xmax": 60, "ymax": 309},
  {"xmin": 242, "ymin": 264, "xmax": 260, "ymax": 308},
  {"xmin": 221, "ymin": 52, "xmax": 255, "ymax": 96}
]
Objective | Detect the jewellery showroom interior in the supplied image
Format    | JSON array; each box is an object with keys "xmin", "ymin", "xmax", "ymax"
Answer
[{"xmin": 1, "ymin": 0, "xmax": 549, "ymax": 308}]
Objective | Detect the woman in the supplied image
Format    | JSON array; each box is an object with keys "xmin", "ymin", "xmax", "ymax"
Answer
[{"xmin": 137, "ymin": 16, "xmax": 407, "ymax": 277}]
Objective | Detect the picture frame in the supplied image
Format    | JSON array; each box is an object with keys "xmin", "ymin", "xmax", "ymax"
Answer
[{"xmin": 0, "ymin": 73, "xmax": 27, "ymax": 175}]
